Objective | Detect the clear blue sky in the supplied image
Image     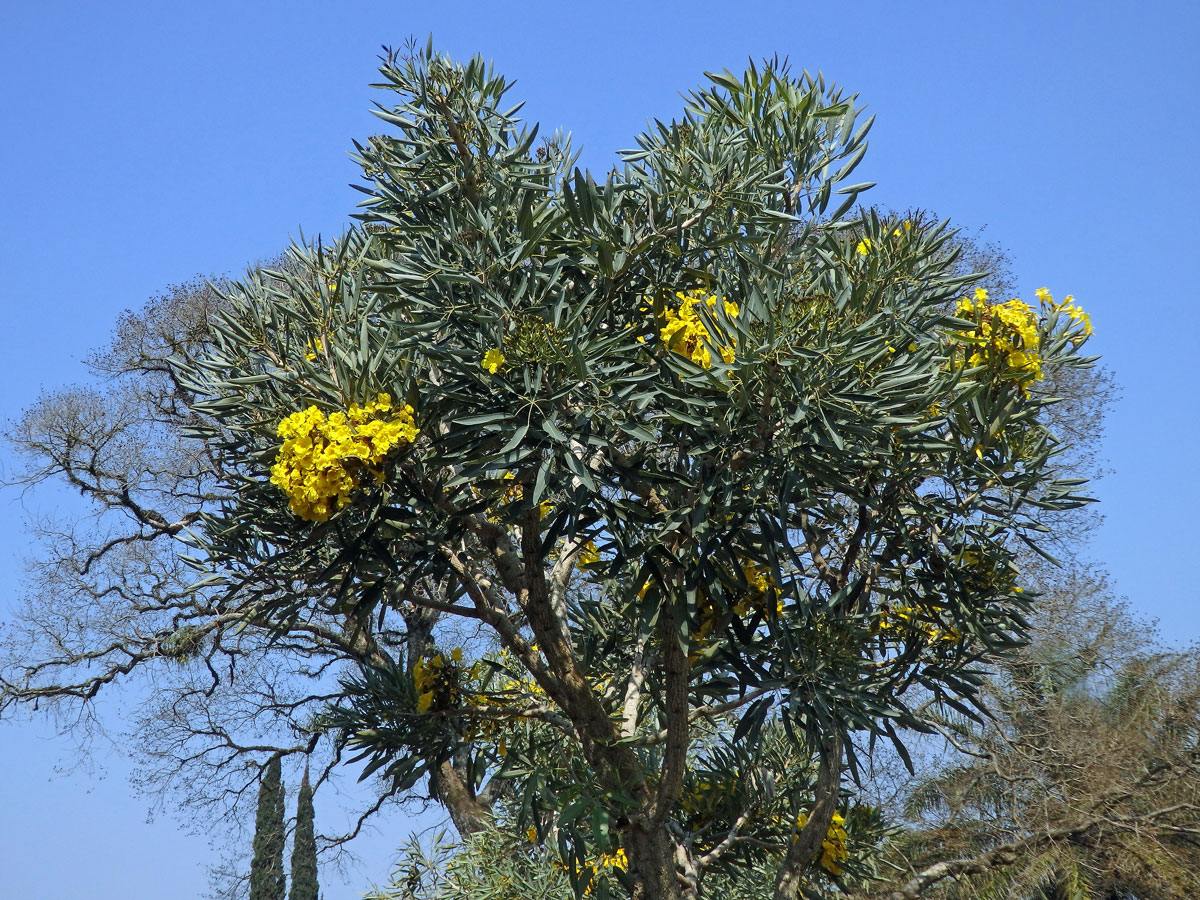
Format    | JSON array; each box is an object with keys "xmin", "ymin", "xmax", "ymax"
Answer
[{"xmin": 1, "ymin": 2, "xmax": 1197, "ymax": 898}]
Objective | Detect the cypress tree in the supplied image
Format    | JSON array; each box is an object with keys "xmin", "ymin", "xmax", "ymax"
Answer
[
  {"xmin": 289, "ymin": 767, "xmax": 319, "ymax": 900},
  {"xmin": 250, "ymin": 756, "xmax": 286, "ymax": 900}
]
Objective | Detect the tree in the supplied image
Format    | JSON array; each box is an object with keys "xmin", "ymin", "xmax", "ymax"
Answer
[
  {"xmin": 164, "ymin": 44, "xmax": 1096, "ymax": 900},
  {"xmin": 878, "ymin": 574, "xmax": 1200, "ymax": 900},
  {"xmin": 291, "ymin": 767, "xmax": 320, "ymax": 900},
  {"xmin": 251, "ymin": 756, "xmax": 287, "ymax": 900},
  {"xmin": 0, "ymin": 229, "xmax": 1108, "ymax": 878},
  {"xmin": 1, "ymin": 41, "xmax": 1124, "ymax": 900},
  {"xmin": 1, "ymin": 224, "xmax": 1110, "ymax": 898}
]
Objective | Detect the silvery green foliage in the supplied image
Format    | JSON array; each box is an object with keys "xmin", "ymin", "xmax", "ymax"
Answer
[{"xmin": 367, "ymin": 829, "xmax": 577, "ymax": 900}]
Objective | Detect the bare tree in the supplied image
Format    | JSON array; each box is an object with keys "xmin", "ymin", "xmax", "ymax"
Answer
[{"xmin": 858, "ymin": 571, "xmax": 1200, "ymax": 900}]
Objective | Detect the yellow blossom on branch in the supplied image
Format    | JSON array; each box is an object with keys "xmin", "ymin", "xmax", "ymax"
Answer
[
  {"xmin": 578, "ymin": 540, "xmax": 601, "ymax": 566},
  {"xmin": 688, "ymin": 560, "xmax": 781, "ymax": 664},
  {"xmin": 269, "ymin": 394, "xmax": 417, "ymax": 522},
  {"xmin": 487, "ymin": 472, "xmax": 552, "ymax": 521},
  {"xmin": 954, "ymin": 292, "xmax": 1043, "ymax": 385},
  {"xmin": 657, "ymin": 289, "xmax": 738, "ymax": 368},
  {"xmin": 481, "ymin": 347, "xmax": 506, "ymax": 373},
  {"xmin": 794, "ymin": 810, "xmax": 850, "ymax": 876},
  {"xmin": 953, "ymin": 286, "xmax": 1092, "ymax": 390},
  {"xmin": 877, "ymin": 604, "xmax": 959, "ymax": 644},
  {"xmin": 596, "ymin": 848, "xmax": 627, "ymax": 871},
  {"xmin": 1047, "ymin": 289, "xmax": 1093, "ymax": 338},
  {"xmin": 412, "ymin": 649, "xmax": 470, "ymax": 714},
  {"xmin": 567, "ymin": 846, "xmax": 628, "ymax": 896}
]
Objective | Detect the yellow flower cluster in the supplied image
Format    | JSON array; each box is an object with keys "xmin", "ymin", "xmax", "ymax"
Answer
[
  {"xmin": 412, "ymin": 647, "xmax": 465, "ymax": 714},
  {"xmin": 492, "ymin": 646, "xmax": 548, "ymax": 700},
  {"xmin": 855, "ymin": 221, "xmax": 912, "ymax": 257},
  {"xmin": 954, "ymin": 286, "xmax": 1091, "ymax": 390},
  {"xmin": 679, "ymin": 775, "xmax": 739, "ymax": 827},
  {"xmin": 728, "ymin": 561, "xmax": 782, "ymax": 620},
  {"xmin": 658, "ymin": 289, "xmax": 739, "ymax": 369},
  {"xmin": 955, "ymin": 288, "xmax": 1043, "ymax": 383},
  {"xmin": 1036, "ymin": 286, "xmax": 1093, "ymax": 338},
  {"xmin": 532, "ymin": 812, "xmax": 628, "ymax": 894},
  {"xmin": 794, "ymin": 810, "xmax": 850, "ymax": 876},
  {"xmin": 481, "ymin": 347, "xmax": 506, "ymax": 374},
  {"xmin": 955, "ymin": 545, "xmax": 1020, "ymax": 597},
  {"xmin": 443, "ymin": 645, "xmax": 553, "ymax": 750},
  {"xmin": 565, "ymin": 846, "xmax": 628, "ymax": 896},
  {"xmin": 487, "ymin": 472, "xmax": 552, "ymax": 521},
  {"xmin": 412, "ymin": 646, "xmax": 549, "ymax": 751},
  {"xmin": 690, "ymin": 561, "xmax": 781, "ymax": 663},
  {"xmin": 595, "ymin": 849, "xmax": 627, "ymax": 872},
  {"xmin": 877, "ymin": 605, "xmax": 959, "ymax": 644},
  {"xmin": 270, "ymin": 394, "xmax": 418, "ymax": 522},
  {"xmin": 739, "ymin": 560, "xmax": 773, "ymax": 598}
]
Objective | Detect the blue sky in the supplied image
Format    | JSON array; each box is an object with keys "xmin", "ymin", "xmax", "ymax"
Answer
[{"xmin": 1, "ymin": 1, "xmax": 1197, "ymax": 897}]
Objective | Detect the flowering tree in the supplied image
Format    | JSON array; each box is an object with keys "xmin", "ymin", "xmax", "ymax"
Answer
[{"xmin": 123, "ymin": 46, "xmax": 1096, "ymax": 900}]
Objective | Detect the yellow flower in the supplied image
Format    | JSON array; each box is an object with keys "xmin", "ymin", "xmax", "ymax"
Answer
[
  {"xmin": 657, "ymin": 289, "xmax": 738, "ymax": 369},
  {"xmin": 1054, "ymin": 293, "xmax": 1093, "ymax": 338},
  {"xmin": 270, "ymin": 394, "xmax": 418, "ymax": 522},
  {"xmin": 856, "ymin": 238, "xmax": 872, "ymax": 256},
  {"xmin": 793, "ymin": 810, "xmax": 850, "ymax": 876},
  {"xmin": 877, "ymin": 605, "xmax": 958, "ymax": 644},
  {"xmin": 597, "ymin": 848, "xmax": 627, "ymax": 870},
  {"xmin": 481, "ymin": 348, "xmax": 506, "ymax": 374},
  {"xmin": 742, "ymin": 560, "xmax": 772, "ymax": 595},
  {"xmin": 951, "ymin": 294, "xmax": 1043, "ymax": 387},
  {"xmin": 579, "ymin": 541, "xmax": 601, "ymax": 566},
  {"xmin": 416, "ymin": 691, "xmax": 434, "ymax": 713}
]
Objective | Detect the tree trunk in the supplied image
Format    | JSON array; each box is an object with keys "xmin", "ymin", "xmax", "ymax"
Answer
[{"xmin": 623, "ymin": 817, "xmax": 683, "ymax": 900}]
